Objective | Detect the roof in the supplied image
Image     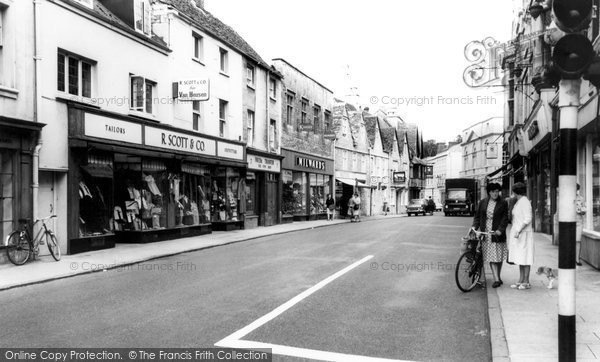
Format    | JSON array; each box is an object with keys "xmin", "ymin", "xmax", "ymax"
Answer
[
  {"xmin": 272, "ymin": 58, "xmax": 334, "ymax": 93},
  {"xmin": 363, "ymin": 116, "xmax": 379, "ymax": 147},
  {"xmin": 380, "ymin": 127, "xmax": 397, "ymax": 154},
  {"xmin": 160, "ymin": 0, "xmax": 269, "ymax": 68},
  {"xmin": 64, "ymin": 0, "xmax": 171, "ymax": 51}
]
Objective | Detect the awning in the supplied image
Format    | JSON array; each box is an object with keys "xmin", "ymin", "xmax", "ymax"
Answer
[
  {"xmin": 487, "ymin": 164, "xmax": 508, "ymax": 178},
  {"xmin": 81, "ymin": 164, "xmax": 113, "ymax": 178},
  {"xmin": 336, "ymin": 177, "xmax": 369, "ymax": 188}
]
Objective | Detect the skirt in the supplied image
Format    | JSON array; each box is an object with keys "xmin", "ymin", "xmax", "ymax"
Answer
[{"xmin": 481, "ymin": 239, "xmax": 508, "ymax": 263}]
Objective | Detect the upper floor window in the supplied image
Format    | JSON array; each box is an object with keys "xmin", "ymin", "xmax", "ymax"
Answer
[
  {"xmin": 301, "ymin": 98, "xmax": 308, "ymax": 124},
  {"xmin": 193, "ymin": 33, "xmax": 204, "ymax": 61},
  {"xmin": 0, "ymin": 6, "xmax": 5, "ymax": 48},
  {"xmin": 286, "ymin": 92, "xmax": 294, "ymax": 124},
  {"xmin": 246, "ymin": 65, "xmax": 255, "ymax": 87},
  {"xmin": 57, "ymin": 51, "xmax": 94, "ymax": 98},
  {"xmin": 313, "ymin": 105, "xmax": 321, "ymax": 131},
  {"xmin": 192, "ymin": 100, "xmax": 202, "ymax": 131},
  {"xmin": 269, "ymin": 78, "xmax": 277, "ymax": 100},
  {"xmin": 219, "ymin": 99, "xmax": 228, "ymax": 137},
  {"xmin": 219, "ymin": 48, "xmax": 228, "ymax": 74},
  {"xmin": 134, "ymin": 0, "xmax": 151, "ymax": 36},
  {"xmin": 324, "ymin": 110, "xmax": 331, "ymax": 131},
  {"xmin": 270, "ymin": 119, "xmax": 277, "ymax": 151},
  {"xmin": 246, "ymin": 110, "xmax": 255, "ymax": 146},
  {"xmin": 130, "ymin": 75, "xmax": 156, "ymax": 114}
]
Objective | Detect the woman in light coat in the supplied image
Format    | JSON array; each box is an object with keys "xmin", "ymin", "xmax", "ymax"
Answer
[{"xmin": 507, "ymin": 182, "xmax": 534, "ymax": 290}]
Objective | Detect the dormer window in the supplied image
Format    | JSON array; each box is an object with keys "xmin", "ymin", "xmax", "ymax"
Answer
[{"xmin": 134, "ymin": 0, "xmax": 151, "ymax": 36}]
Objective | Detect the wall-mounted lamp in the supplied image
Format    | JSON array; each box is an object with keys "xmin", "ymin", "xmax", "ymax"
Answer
[{"xmin": 528, "ymin": 0, "xmax": 550, "ymax": 19}]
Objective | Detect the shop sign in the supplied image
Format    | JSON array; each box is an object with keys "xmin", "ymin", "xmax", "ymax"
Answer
[
  {"xmin": 84, "ymin": 113, "xmax": 142, "ymax": 144},
  {"xmin": 486, "ymin": 143, "xmax": 498, "ymax": 159},
  {"xmin": 323, "ymin": 131, "xmax": 337, "ymax": 140},
  {"xmin": 299, "ymin": 123, "xmax": 314, "ymax": 132},
  {"xmin": 217, "ymin": 141, "xmax": 244, "ymax": 161},
  {"xmin": 425, "ymin": 165, "xmax": 433, "ymax": 178},
  {"xmin": 371, "ymin": 176, "xmax": 380, "ymax": 185},
  {"xmin": 174, "ymin": 78, "xmax": 210, "ymax": 101},
  {"xmin": 248, "ymin": 155, "xmax": 281, "ymax": 172},
  {"xmin": 0, "ymin": 132, "xmax": 19, "ymax": 149},
  {"xmin": 145, "ymin": 126, "xmax": 216, "ymax": 156},
  {"xmin": 296, "ymin": 156, "xmax": 325, "ymax": 170},
  {"xmin": 393, "ymin": 171, "xmax": 406, "ymax": 184},
  {"xmin": 527, "ymin": 121, "xmax": 539, "ymax": 140}
]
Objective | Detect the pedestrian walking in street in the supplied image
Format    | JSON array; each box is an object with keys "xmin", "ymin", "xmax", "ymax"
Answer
[
  {"xmin": 576, "ymin": 183, "xmax": 586, "ymax": 266},
  {"xmin": 352, "ymin": 192, "xmax": 361, "ymax": 222},
  {"xmin": 473, "ymin": 182, "xmax": 509, "ymax": 288},
  {"xmin": 326, "ymin": 194, "xmax": 335, "ymax": 221},
  {"xmin": 507, "ymin": 182, "xmax": 534, "ymax": 290}
]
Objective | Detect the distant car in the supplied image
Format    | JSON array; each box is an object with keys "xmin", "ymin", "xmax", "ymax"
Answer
[{"xmin": 407, "ymin": 199, "xmax": 428, "ymax": 216}]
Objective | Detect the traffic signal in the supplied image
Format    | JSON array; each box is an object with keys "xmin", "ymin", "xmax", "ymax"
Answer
[{"xmin": 551, "ymin": 0, "xmax": 595, "ymax": 78}]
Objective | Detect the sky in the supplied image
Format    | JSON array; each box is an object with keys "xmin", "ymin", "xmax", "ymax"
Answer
[{"xmin": 205, "ymin": 0, "xmax": 515, "ymax": 143}]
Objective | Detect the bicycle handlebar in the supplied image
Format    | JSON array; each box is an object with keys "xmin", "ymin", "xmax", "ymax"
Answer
[
  {"xmin": 35, "ymin": 215, "xmax": 57, "ymax": 223},
  {"xmin": 468, "ymin": 227, "xmax": 496, "ymax": 236}
]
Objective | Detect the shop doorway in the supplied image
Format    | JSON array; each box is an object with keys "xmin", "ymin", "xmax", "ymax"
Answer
[
  {"xmin": 1, "ymin": 149, "xmax": 15, "ymax": 246},
  {"xmin": 265, "ymin": 173, "xmax": 278, "ymax": 226}
]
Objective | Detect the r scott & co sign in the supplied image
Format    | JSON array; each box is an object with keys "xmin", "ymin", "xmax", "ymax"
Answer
[
  {"xmin": 145, "ymin": 126, "xmax": 216, "ymax": 157},
  {"xmin": 296, "ymin": 156, "xmax": 325, "ymax": 170}
]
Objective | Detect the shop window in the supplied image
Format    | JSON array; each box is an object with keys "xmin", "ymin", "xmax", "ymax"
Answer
[
  {"xmin": 310, "ymin": 173, "xmax": 326, "ymax": 215},
  {"xmin": 592, "ymin": 144, "xmax": 600, "ymax": 231},
  {"xmin": 282, "ymin": 171, "xmax": 306, "ymax": 216},
  {"xmin": 210, "ymin": 167, "xmax": 241, "ymax": 222},
  {"xmin": 57, "ymin": 51, "xmax": 94, "ymax": 98},
  {"xmin": 1, "ymin": 149, "xmax": 14, "ymax": 244},
  {"xmin": 130, "ymin": 75, "xmax": 156, "ymax": 114},
  {"xmin": 79, "ymin": 153, "xmax": 113, "ymax": 237},
  {"xmin": 180, "ymin": 164, "xmax": 212, "ymax": 225}
]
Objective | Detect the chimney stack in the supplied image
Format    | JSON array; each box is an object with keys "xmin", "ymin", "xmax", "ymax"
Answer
[{"xmin": 194, "ymin": 0, "xmax": 204, "ymax": 9}]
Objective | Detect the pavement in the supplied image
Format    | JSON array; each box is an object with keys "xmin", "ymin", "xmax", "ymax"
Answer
[
  {"xmin": 486, "ymin": 229, "xmax": 600, "ymax": 362},
  {"xmin": 2, "ymin": 213, "xmax": 600, "ymax": 361}
]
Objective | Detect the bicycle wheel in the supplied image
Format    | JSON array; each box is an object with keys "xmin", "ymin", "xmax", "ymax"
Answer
[
  {"xmin": 455, "ymin": 251, "xmax": 481, "ymax": 292},
  {"xmin": 5, "ymin": 231, "xmax": 31, "ymax": 265},
  {"xmin": 45, "ymin": 232, "xmax": 61, "ymax": 261}
]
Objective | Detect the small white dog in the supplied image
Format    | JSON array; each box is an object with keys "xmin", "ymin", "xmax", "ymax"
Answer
[{"xmin": 536, "ymin": 266, "xmax": 558, "ymax": 289}]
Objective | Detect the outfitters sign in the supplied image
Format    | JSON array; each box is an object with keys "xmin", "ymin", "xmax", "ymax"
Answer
[{"xmin": 296, "ymin": 157, "xmax": 325, "ymax": 170}]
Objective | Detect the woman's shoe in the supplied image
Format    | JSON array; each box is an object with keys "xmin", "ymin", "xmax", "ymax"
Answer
[
  {"xmin": 492, "ymin": 281, "xmax": 502, "ymax": 288},
  {"xmin": 518, "ymin": 283, "xmax": 531, "ymax": 290},
  {"xmin": 510, "ymin": 283, "xmax": 522, "ymax": 289}
]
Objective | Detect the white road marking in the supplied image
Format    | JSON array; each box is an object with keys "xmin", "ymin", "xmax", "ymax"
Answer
[
  {"xmin": 413, "ymin": 224, "xmax": 465, "ymax": 228},
  {"xmin": 214, "ymin": 255, "xmax": 415, "ymax": 362},
  {"xmin": 218, "ymin": 339, "xmax": 413, "ymax": 362}
]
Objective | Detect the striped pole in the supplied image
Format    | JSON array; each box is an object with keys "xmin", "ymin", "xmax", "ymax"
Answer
[{"xmin": 557, "ymin": 78, "xmax": 579, "ymax": 361}]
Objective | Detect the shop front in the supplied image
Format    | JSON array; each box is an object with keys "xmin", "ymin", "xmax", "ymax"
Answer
[
  {"xmin": 522, "ymin": 97, "xmax": 555, "ymax": 236},
  {"xmin": 392, "ymin": 171, "xmax": 407, "ymax": 214},
  {"xmin": 281, "ymin": 149, "xmax": 334, "ymax": 221},
  {"xmin": 67, "ymin": 105, "xmax": 246, "ymax": 254},
  {"xmin": 245, "ymin": 149, "xmax": 283, "ymax": 228},
  {"xmin": 0, "ymin": 117, "xmax": 45, "ymax": 262}
]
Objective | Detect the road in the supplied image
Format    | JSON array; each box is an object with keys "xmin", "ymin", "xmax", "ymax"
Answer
[{"xmin": 0, "ymin": 214, "xmax": 490, "ymax": 361}]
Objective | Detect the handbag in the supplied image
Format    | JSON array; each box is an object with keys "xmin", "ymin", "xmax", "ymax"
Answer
[{"xmin": 126, "ymin": 200, "xmax": 140, "ymax": 214}]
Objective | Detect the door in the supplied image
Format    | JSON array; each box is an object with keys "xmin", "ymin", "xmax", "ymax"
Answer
[
  {"xmin": 1, "ymin": 150, "xmax": 15, "ymax": 245},
  {"xmin": 265, "ymin": 173, "xmax": 278, "ymax": 226}
]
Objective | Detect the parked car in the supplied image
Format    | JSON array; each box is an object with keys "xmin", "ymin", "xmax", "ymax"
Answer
[{"xmin": 407, "ymin": 199, "xmax": 428, "ymax": 216}]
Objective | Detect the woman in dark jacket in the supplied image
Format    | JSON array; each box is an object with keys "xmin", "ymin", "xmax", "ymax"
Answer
[{"xmin": 472, "ymin": 182, "xmax": 509, "ymax": 288}]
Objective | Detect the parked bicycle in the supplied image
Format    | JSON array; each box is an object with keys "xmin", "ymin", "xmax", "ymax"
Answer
[
  {"xmin": 455, "ymin": 228, "xmax": 494, "ymax": 292},
  {"xmin": 5, "ymin": 215, "xmax": 61, "ymax": 265}
]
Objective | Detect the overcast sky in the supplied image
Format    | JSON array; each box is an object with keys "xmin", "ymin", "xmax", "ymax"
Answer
[{"xmin": 206, "ymin": 0, "xmax": 515, "ymax": 143}]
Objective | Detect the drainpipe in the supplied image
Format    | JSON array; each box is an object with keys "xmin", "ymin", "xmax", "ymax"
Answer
[{"xmin": 33, "ymin": 0, "xmax": 43, "ymax": 226}]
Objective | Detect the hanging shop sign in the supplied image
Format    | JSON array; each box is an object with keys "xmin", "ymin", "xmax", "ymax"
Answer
[
  {"xmin": 527, "ymin": 121, "xmax": 540, "ymax": 140},
  {"xmin": 145, "ymin": 126, "xmax": 216, "ymax": 156},
  {"xmin": 323, "ymin": 131, "xmax": 337, "ymax": 140},
  {"xmin": 486, "ymin": 143, "xmax": 499, "ymax": 159},
  {"xmin": 173, "ymin": 78, "xmax": 210, "ymax": 101},
  {"xmin": 425, "ymin": 165, "xmax": 434, "ymax": 178},
  {"xmin": 248, "ymin": 155, "xmax": 281, "ymax": 172},
  {"xmin": 298, "ymin": 123, "xmax": 314, "ymax": 132},
  {"xmin": 393, "ymin": 171, "xmax": 406, "ymax": 184},
  {"xmin": 84, "ymin": 113, "xmax": 142, "ymax": 144}
]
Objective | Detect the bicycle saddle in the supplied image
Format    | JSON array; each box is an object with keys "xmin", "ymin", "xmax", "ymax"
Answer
[{"xmin": 18, "ymin": 218, "xmax": 31, "ymax": 224}]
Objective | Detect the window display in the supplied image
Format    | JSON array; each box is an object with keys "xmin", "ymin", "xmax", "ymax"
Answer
[
  {"xmin": 181, "ymin": 164, "xmax": 212, "ymax": 225},
  {"xmin": 245, "ymin": 172, "xmax": 256, "ymax": 215},
  {"xmin": 310, "ymin": 173, "xmax": 325, "ymax": 214},
  {"xmin": 211, "ymin": 167, "xmax": 242, "ymax": 222},
  {"xmin": 593, "ymin": 144, "xmax": 600, "ymax": 231},
  {"xmin": 79, "ymin": 153, "xmax": 113, "ymax": 237},
  {"xmin": 282, "ymin": 171, "xmax": 307, "ymax": 215}
]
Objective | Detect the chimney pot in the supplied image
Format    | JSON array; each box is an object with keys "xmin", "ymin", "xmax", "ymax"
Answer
[{"xmin": 194, "ymin": 0, "xmax": 204, "ymax": 9}]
